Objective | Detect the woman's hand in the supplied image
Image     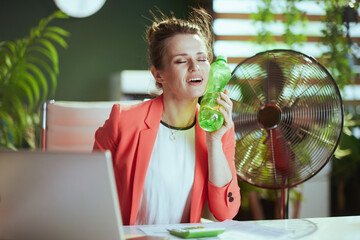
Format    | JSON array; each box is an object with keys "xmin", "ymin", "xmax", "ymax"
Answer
[
  {"xmin": 206, "ymin": 88, "xmax": 233, "ymax": 142},
  {"xmin": 206, "ymin": 88, "xmax": 234, "ymax": 187}
]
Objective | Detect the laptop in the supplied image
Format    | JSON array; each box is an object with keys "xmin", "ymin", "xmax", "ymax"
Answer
[{"xmin": 0, "ymin": 150, "xmax": 125, "ymax": 240}]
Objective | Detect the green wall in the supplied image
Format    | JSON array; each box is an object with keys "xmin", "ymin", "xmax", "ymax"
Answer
[{"xmin": 0, "ymin": 0, "xmax": 193, "ymax": 101}]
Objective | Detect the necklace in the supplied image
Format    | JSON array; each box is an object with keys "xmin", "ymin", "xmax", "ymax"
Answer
[
  {"xmin": 169, "ymin": 129, "xmax": 179, "ymax": 141},
  {"xmin": 160, "ymin": 119, "xmax": 196, "ymax": 141}
]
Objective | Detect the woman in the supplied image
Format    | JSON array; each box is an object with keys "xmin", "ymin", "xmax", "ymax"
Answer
[{"xmin": 93, "ymin": 7, "xmax": 240, "ymax": 225}]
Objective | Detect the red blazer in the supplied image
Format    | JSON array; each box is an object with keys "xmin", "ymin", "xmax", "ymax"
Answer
[{"xmin": 93, "ymin": 95, "xmax": 240, "ymax": 225}]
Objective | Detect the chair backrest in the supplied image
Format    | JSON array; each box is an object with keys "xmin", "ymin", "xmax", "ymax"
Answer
[{"xmin": 41, "ymin": 100, "xmax": 140, "ymax": 152}]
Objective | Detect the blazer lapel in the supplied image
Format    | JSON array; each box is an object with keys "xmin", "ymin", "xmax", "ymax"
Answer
[{"xmin": 130, "ymin": 95, "xmax": 163, "ymax": 224}]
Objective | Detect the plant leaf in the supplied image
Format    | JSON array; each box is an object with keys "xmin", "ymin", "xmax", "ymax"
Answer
[
  {"xmin": 31, "ymin": 39, "xmax": 59, "ymax": 73},
  {"xmin": 22, "ymin": 72, "xmax": 41, "ymax": 105},
  {"xmin": 46, "ymin": 26, "xmax": 70, "ymax": 37},
  {"xmin": 27, "ymin": 63, "xmax": 48, "ymax": 102},
  {"xmin": 15, "ymin": 80, "xmax": 35, "ymax": 110},
  {"xmin": 43, "ymin": 32, "xmax": 68, "ymax": 48},
  {"xmin": 0, "ymin": 110, "xmax": 17, "ymax": 147},
  {"xmin": 27, "ymin": 55, "xmax": 57, "ymax": 97},
  {"xmin": 27, "ymin": 46, "xmax": 53, "ymax": 62}
]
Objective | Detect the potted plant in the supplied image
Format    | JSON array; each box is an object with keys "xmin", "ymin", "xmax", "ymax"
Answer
[{"xmin": 0, "ymin": 11, "xmax": 69, "ymax": 149}]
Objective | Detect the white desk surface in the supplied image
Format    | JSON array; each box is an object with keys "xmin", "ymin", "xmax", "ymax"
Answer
[{"xmin": 123, "ymin": 215, "xmax": 360, "ymax": 240}]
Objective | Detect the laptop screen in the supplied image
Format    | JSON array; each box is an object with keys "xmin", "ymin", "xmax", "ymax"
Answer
[{"xmin": 0, "ymin": 150, "xmax": 124, "ymax": 240}]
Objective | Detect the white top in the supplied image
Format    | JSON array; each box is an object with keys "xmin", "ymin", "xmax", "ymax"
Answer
[{"xmin": 135, "ymin": 121, "xmax": 196, "ymax": 225}]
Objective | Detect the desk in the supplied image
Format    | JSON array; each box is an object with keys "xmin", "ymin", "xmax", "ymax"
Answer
[{"xmin": 123, "ymin": 215, "xmax": 360, "ymax": 240}]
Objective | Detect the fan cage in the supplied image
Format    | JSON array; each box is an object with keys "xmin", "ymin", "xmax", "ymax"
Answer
[{"xmin": 228, "ymin": 49, "xmax": 344, "ymax": 189}]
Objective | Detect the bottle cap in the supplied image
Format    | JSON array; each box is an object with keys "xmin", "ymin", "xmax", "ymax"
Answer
[{"xmin": 216, "ymin": 55, "xmax": 227, "ymax": 62}]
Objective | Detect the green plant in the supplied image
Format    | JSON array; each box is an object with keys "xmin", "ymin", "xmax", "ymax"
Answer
[
  {"xmin": 282, "ymin": 0, "xmax": 308, "ymax": 46},
  {"xmin": 332, "ymin": 113, "xmax": 360, "ymax": 215},
  {"xmin": 318, "ymin": 0, "xmax": 360, "ymax": 216},
  {"xmin": 0, "ymin": 11, "xmax": 69, "ymax": 149},
  {"xmin": 251, "ymin": 0, "xmax": 357, "ymax": 89},
  {"xmin": 251, "ymin": 0, "xmax": 276, "ymax": 45},
  {"xmin": 251, "ymin": 0, "xmax": 308, "ymax": 48},
  {"xmin": 318, "ymin": 0, "xmax": 357, "ymax": 89}
]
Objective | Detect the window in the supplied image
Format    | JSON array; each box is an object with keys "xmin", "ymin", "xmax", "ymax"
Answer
[{"xmin": 212, "ymin": 0, "xmax": 360, "ymax": 108}]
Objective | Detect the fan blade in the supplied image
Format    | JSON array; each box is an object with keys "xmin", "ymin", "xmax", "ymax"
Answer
[
  {"xmin": 229, "ymin": 61, "xmax": 266, "ymax": 107},
  {"xmin": 269, "ymin": 128, "xmax": 295, "ymax": 185},
  {"xmin": 264, "ymin": 58, "xmax": 287, "ymax": 105},
  {"xmin": 235, "ymin": 129, "xmax": 270, "ymax": 181},
  {"xmin": 232, "ymin": 100, "xmax": 260, "ymax": 139}
]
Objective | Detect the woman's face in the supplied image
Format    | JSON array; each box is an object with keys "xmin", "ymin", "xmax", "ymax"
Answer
[{"xmin": 157, "ymin": 33, "xmax": 210, "ymax": 101}]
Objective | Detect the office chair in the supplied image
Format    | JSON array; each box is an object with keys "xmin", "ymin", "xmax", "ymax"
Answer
[{"xmin": 41, "ymin": 100, "xmax": 140, "ymax": 152}]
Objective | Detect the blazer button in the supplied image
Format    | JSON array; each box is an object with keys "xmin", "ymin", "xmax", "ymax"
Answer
[
  {"xmin": 229, "ymin": 197, "xmax": 234, "ymax": 202},
  {"xmin": 228, "ymin": 192, "xmax": 232, "ymax": 197}
]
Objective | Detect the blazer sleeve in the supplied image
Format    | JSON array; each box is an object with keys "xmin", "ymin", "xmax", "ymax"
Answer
[
  {"xmin": 207, "ymin": 125, "xmax": 241, "ymax": 221},
  {"xmin": 93, "ymin": 104, "xmax": 121, "ymax": 159}
]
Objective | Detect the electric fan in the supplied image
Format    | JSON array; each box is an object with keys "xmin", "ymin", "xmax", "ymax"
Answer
[{"xmin": 227, "ymin": 49, "xmax": 344, "ymax": 218}]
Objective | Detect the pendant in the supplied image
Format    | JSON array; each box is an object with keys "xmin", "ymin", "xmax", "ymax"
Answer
[{"xmin": 169, "ymin": 134, "xmax": 176, "ymax": 141}]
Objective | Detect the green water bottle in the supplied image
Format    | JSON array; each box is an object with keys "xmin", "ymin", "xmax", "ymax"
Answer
[{"xmin": 198, "ymin": 55, "xmax": 232, "ymax": 132}]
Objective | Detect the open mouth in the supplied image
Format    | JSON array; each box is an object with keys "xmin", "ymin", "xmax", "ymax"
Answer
[{"xmin": 188, "ymin": 78, "xmax": 202, "ymax": 83}]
